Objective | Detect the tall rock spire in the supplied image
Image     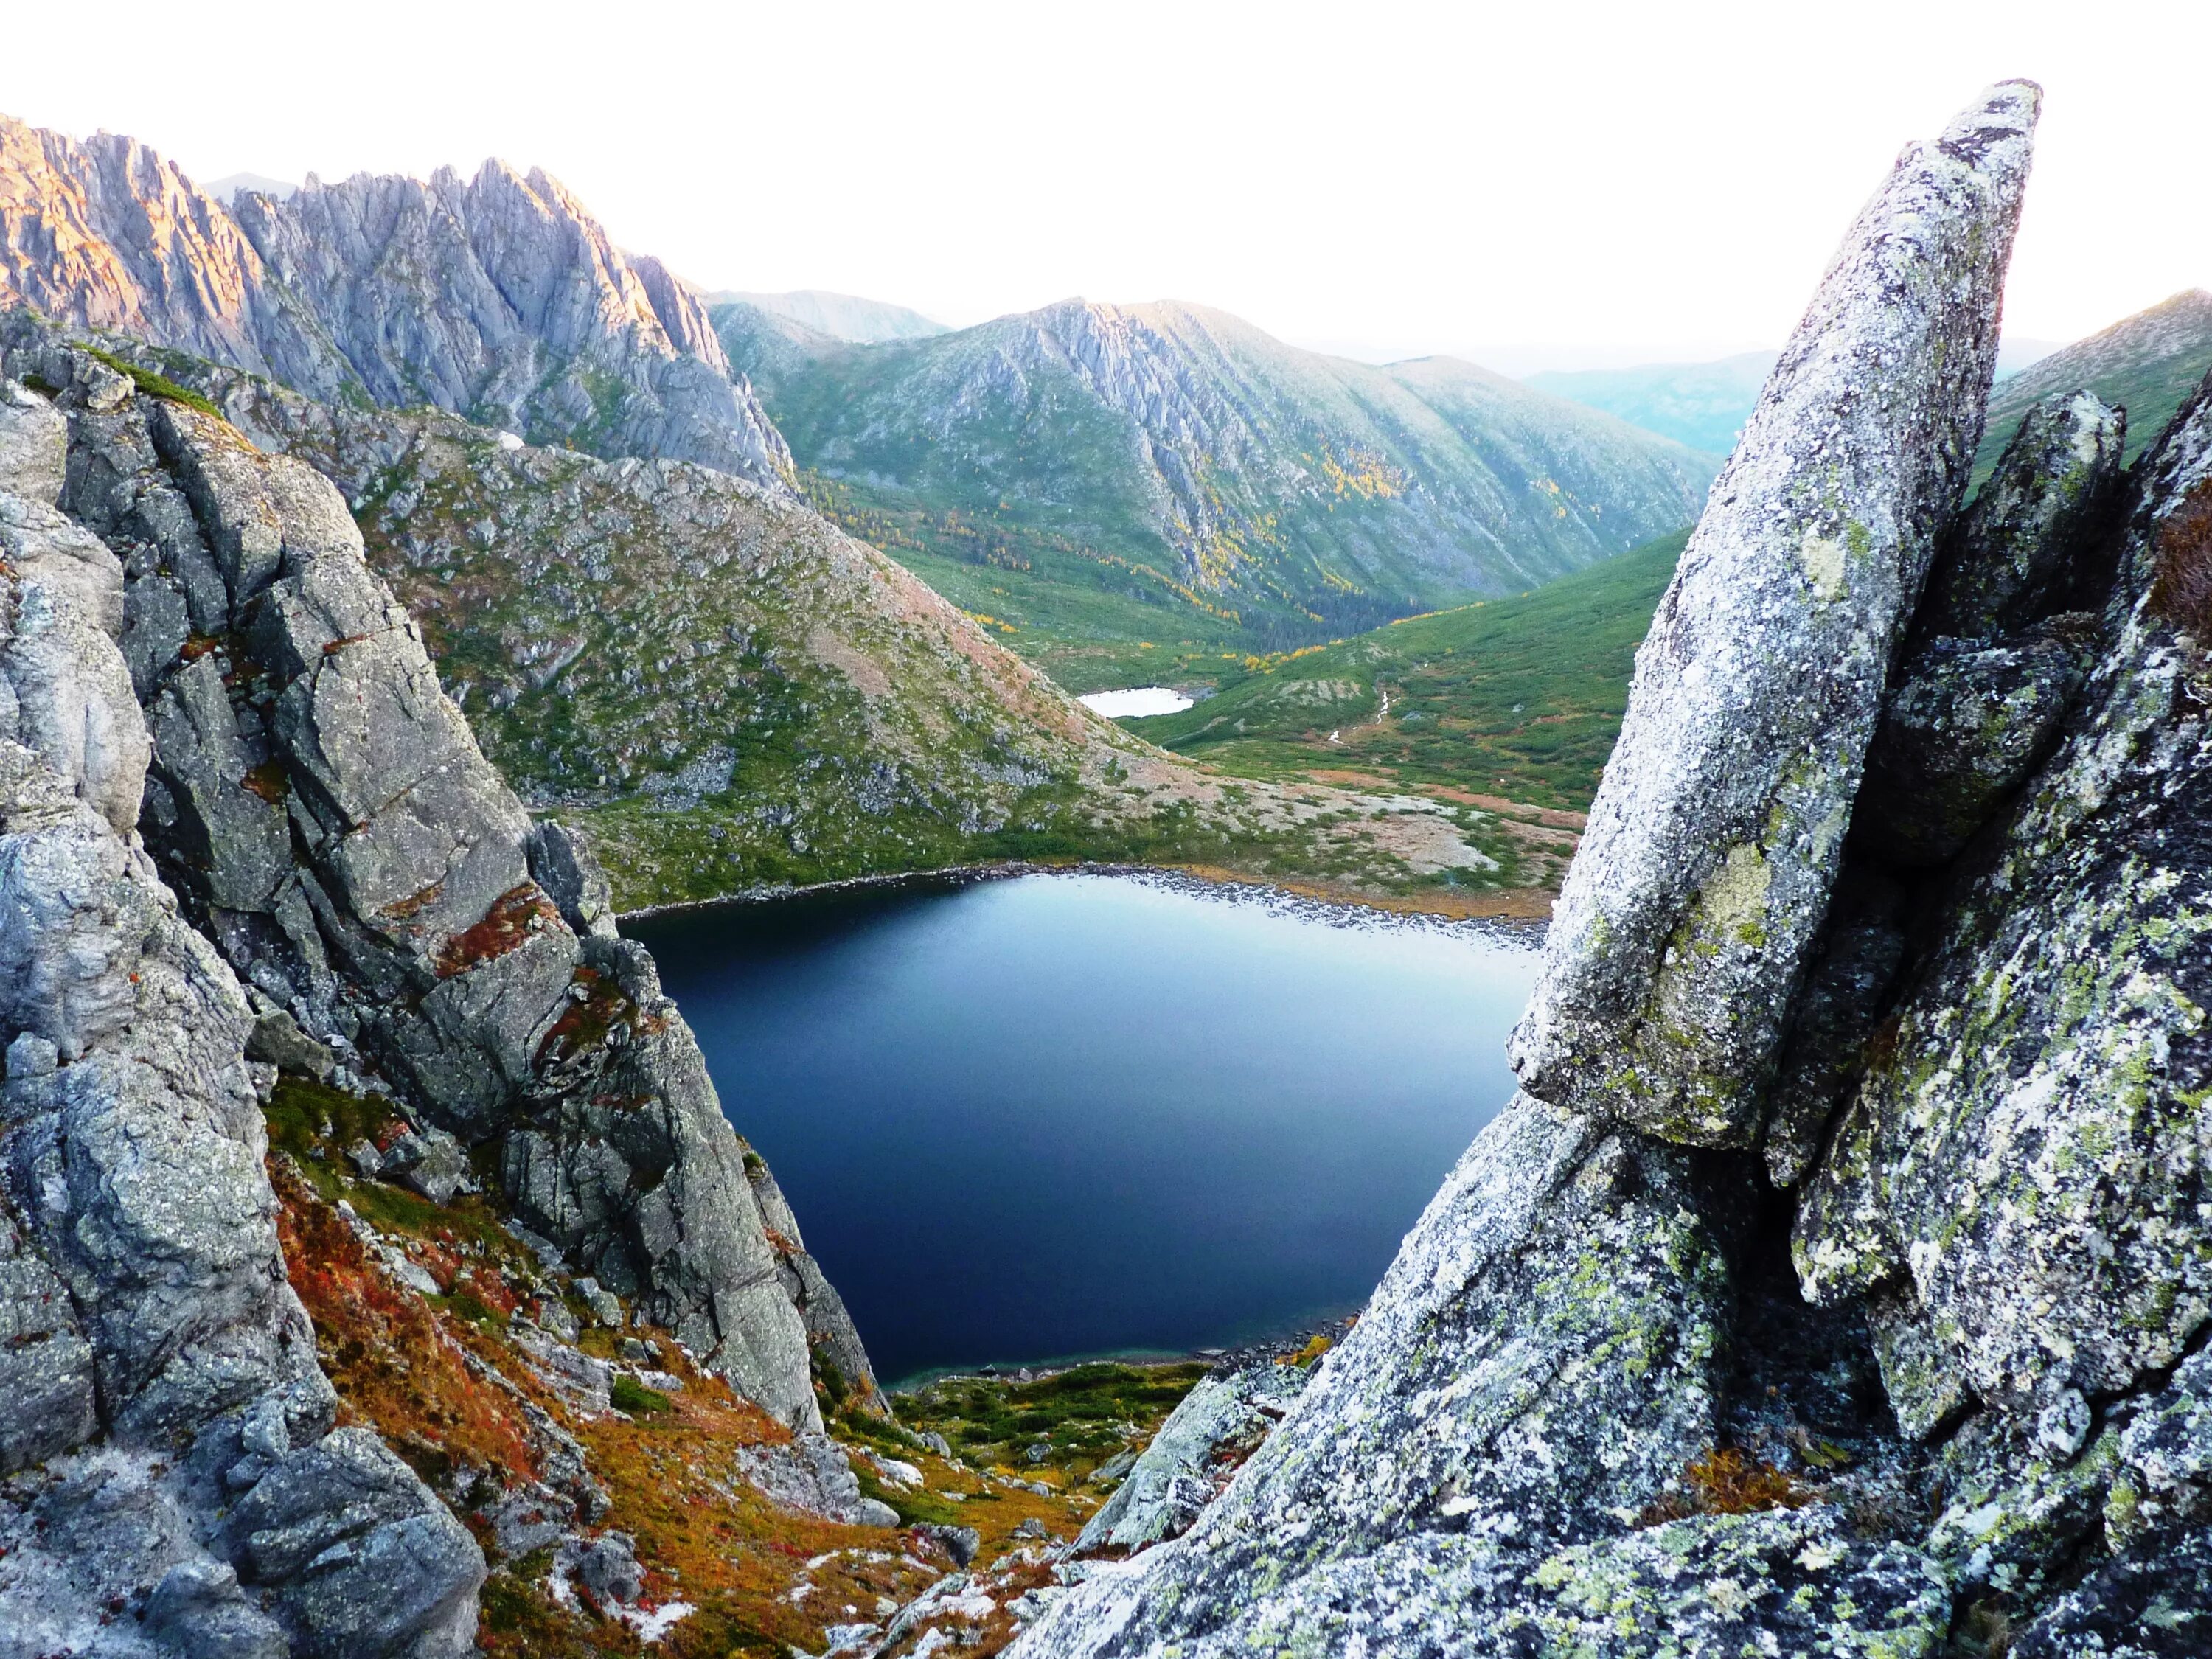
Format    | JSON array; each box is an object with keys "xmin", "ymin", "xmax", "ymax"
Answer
[{"xmin": 1508, "ymin": 82, "xmax": 2041, "ymax": 1145}]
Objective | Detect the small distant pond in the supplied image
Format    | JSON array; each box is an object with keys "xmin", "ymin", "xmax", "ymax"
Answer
[
  {"xmin": 627, "ymin": 873, "xmax": 1538, "ymax": 1385},
  {"xmin": 1077, "ymin": 686, "xmax": 1194, "ymax": 717}
]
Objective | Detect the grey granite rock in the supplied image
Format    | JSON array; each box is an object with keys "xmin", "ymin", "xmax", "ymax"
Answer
[
  {"xmin": 745, "ymin": 1152, "xmax": 888, "ymax": 1416},
  {"xmin": 1012, "ymin": 1095, "xmax": 1732, "ymax": 1654},
  {"xmin": 0, "ymin": 376, "xmax": 67, "ymax": 503},
  {"xmin": 1916, "ymin": 391, "xmax": 2126, "ymax": 641},
  {"xmin": 1851, "ymin": 616, "xmax": 2097, "ymax": 867},
  {"xmin": 0, "ymin": 1210, "xmax": 98, "ymax": 1473},
  {"xmin": 226, "ymin": 1427, "xmax": 484, "ymax": 1659},
  {"xmin": 144, "ymin": 653, "xmax": 293, "ymax": 911},
  {"xmin": 0, "ymin": 440, "xmax": 481, "ymax": 1651},
  {"xmin": 734, "ymin": 1433, "xmax": 900, "ymax": 1528},
  {"xmin": 1795, "ymin": 380, "xmax": 2212, "ymax": 1428},
  {"xmin": 1510, "ymin": 83, "xmax": 2039, "ymax": 1146},
  {"xmin": 526, "ymin": 818, "xmax": 619, "ymax": 939},
  {"xmin": 246, "ymin": 1006, "xmax": 338, "ymax": 1081},
  {"xmin": 1074, "ymin": 1357, "xmax": 1307, "ymax": 1554}
]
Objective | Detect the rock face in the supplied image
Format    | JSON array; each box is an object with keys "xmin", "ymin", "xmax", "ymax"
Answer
[
  {"xmin": 1074, "ymin": 1352, "xmax": 1308, "ymax": 1554},
  {"xmin": 0, "ymin": 111, "xmax": 792, "ymax": 490},
  {"xmin": 1, "ymin": 318, "xmax": 880, "ymax": 1442},
  {"xmin": 1509, "ymin": 82, "xmax": 2038, "ymax": 1146},
  {"xmin": 1020, "ymin": 81, "xmax": 2212, "ymax": 1657},
  {"xmin": 0, "ymin": 372, "xmax": 481, "ymax": 1653}
]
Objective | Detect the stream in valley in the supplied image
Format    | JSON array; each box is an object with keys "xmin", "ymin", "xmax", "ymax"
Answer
[{"xmin": 628, "ymin": 872, "xmax": 1539, "ymax": 1385}]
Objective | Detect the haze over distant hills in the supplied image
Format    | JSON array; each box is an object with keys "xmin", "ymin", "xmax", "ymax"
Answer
[
  {"xmin": 710, "ymin": 288, "xmax": 948, "ymax": 343},
  {"xmin": 1528, "ymin": 334, "xmax": 2067, "ymax": 454},
  {"xmin": 1525, "ymin": 353, "xmax": 1777, "ymax": 453}
]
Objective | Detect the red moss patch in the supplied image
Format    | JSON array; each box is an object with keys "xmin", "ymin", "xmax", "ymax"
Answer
[
  {"xmin": 2150, "ymin": 478, "xmax": 2212, "ymax": 642},
  {"xmin": 433, "ymin": 883, "xmax": 562, "ymax": 978}
]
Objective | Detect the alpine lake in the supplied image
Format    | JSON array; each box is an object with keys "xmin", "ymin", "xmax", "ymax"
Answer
[{"xmin": 628, "ymin": 872, "xmax": 1539, "ymax": 1385}]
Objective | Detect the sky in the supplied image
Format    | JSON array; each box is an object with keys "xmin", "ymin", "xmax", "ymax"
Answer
[{"xmin": 7, "ymin": 0, "xmax": 2208, "ymax": 373}]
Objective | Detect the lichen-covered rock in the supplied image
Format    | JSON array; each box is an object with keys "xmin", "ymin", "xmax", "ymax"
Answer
[
  {"xmin": 2008, "ymin": 1528, "xmax": 2212, "ymax": 1658},
  {"xmin": 1851, "ymin": 616, "xmax": 2097, "ymax": 867},
  {"xmin": 1916, "ymin": 391, "xmax": 2126, "ymax": 641},
  {"xmin": 1073, "ymin": 1355, "xmax": 1307, "ymax": 1554},
  {"xmin": 1014, "ymin": 1094, "xmax": 1733, "ymax": 1655},
  {"xmin": 1510, "ymin": 84, "xmax": 2039, "ymax": 1146},
  {"xmin": 1761, "ymin": 870, "xmax": 1907, "ymax": 1188},
  {"xmin": 0, "ymin": 443, "xmax": 481, "ymax": 1650},
  {"xmin": 0, "ymin": 1210, "xmax": 97, "ymax": 1474},
  {"xmin": 1794, "ymin": 380, "xmax": 2212, "ymax": 1427}
]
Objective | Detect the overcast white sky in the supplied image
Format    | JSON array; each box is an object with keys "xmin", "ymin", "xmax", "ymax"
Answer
[{"xmin": 7, "ymin": 0, "xmax": 2207, "ymax": 372}]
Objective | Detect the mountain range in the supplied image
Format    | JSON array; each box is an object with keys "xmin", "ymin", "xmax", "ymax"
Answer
[
  {"xmin": 0, "ymin": 114, "xmax": 791, "ymax": 486},
  {"xmin": 718, "ymin": 295, "xmax": 1721, "ymax": 661}
]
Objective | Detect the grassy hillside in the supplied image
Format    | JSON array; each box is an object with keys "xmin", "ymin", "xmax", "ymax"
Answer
[
  {"xmin": 1976, "ymin": 289, "xmax": 2212, "ymax": 475},
  {"xmin": 722, "ymin": 299, "xmax": 1714, "ymax": 680},
  {"xmin": 1127, "ymin": 530, "xmax": 1688, "ymax": 816}
]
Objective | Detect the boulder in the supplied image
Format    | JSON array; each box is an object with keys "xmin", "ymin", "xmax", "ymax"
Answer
[
  {"xmin": 1850, "ymin": 616, "xmax": 2097, "ymax": 867},
  {"xmin": 734, "ymin": 1433, "xmax": 901, "ymax": 1528},
  {"xmin": 1915, "ymin": 390, "xmax": 2126, "ymax": 641},
  {"xmin": 1074, "ymin": 1357, "xmax": 1308, "ymax": 1554},
  {"xmin": 1509, "ymin": 83, "xmax": 2040, "ymax": 1146},
  {"xmin": 1795, "ymin": 380, "xmax": 2212, "ymax": 1430},
  {"xmin": 0, "ymin": 377, "xmax": 67, "ymax": 504}
]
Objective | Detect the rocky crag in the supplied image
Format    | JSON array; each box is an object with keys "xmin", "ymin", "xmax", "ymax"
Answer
[
  {"xmin": 1010, "ymin": 81, "xmax": 2212, "ymax": 1658},
  {"xmin": 0, "ymin": 316, "xmax": 948, "ymax": 1649},
  {"xmin": 0, "ymin": 114, "xmax": 790, "ymax": 489},
  {"xmin": 1, "ymin": 358, "xmax": 482, "ymax": 1653}
]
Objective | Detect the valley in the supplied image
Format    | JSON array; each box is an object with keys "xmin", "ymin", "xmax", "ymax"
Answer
[{"xmin": 717, "ymin": 295, "xmax": 1719, "ymax": 675}]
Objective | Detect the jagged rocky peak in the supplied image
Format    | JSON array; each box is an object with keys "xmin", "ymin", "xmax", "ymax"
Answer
[
  {"xmin": 0, "ymin": 111, "xmax": 794, "ymax": 490},
  {"xmin": 1019, "ymin": 79, "xmax": 2212, "ymax": 1655}
]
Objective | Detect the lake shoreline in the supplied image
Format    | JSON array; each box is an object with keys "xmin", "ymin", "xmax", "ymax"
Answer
[{"xmin": 618, "ymin": 856, "xmax": 1553, "ymax": 936}]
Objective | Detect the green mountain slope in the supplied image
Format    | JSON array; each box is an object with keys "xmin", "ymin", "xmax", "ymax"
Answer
[
  {"xmin": 720, "ymin": 299, "xmax": 1716, "ymax": 679},
  {"xmin": 1127, "ymin": 530, "xmax": 1689, "ymax": 815},
  {"xmin": 1524, "ymin": 353, "xmax": 1775, "ymax": 453},
  {"xmin": 1976, "ymin": 288, "xmax": 2212, "ymax": 473}
]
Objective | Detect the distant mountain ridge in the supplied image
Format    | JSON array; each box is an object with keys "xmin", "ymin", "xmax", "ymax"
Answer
[
  {"xmin": 1524, "ymin": 353, "xmax": 1777, "ymax": 453},
  {"xmin": 0, "ymin": 113, "xmax": 793, "ymax": 487},
  {"xmin": 724, "ymin": 296, "xmax": 1719, "ymax": 640},
  {"xmin": 711, "ymin": 288, "xmax": 947, "ymax": 342}
]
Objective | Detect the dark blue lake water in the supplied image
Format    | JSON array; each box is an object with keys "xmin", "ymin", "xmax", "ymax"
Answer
[{"xmin": 627, "ymin": 873, "xmax": 1538, "ymax": 1386}]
